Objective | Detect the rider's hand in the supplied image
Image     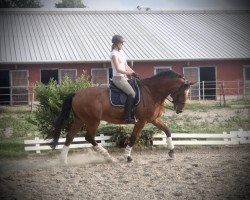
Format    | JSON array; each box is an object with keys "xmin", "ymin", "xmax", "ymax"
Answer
[{"xmin": 131, "ymin": 72, "xmax": 141, "ymax": 80}]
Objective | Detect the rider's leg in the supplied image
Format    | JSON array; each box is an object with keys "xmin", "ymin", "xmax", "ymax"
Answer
[{"xmin": 112, "ymin": 76, "xmax": 136, "ymax": 123}]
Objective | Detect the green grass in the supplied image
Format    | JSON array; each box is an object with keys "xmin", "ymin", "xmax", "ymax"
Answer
[
  {"xmin": 0, "ymin": 114, "xmax": 37, "ymax": 137},
  {"xmin": 185, "ymin": 102, "xmax": 226, "ymax": 111},
  {"xmin": 0, "ymin": 106, "xmax": 32, "ymax": 114},
  {"xmin": 164, "ymin": 113, "xmax": 250, "ymax": 134},
  {"xmin": 0, "ymin": 106, "xmax": 37, "ymax": 157},
  {"xmin": 0, "ymin": 138, "xmax": 28, "ymax": 158}
]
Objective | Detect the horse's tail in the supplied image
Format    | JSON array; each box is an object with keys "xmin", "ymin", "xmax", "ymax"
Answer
[{"xmin": 46, "ymin": 93, "xmax": 76, "ymax": 149}]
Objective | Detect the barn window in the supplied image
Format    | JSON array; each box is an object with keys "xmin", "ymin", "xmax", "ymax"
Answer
[
  {"xmin": 0, "ymin": 70, "xmax": 29, "ymax": 105},
  {"xmin": 41, "ymin": 69, "xmax": 77, "ymax": 85},
  {"xmin": 183, "ymin": 67, "xmax": 200, "ymax": 100},
  {"xmin": 91, "ymin": 68, "xmax": 109, "ymax": 86},
  {"xmin": 154, "ymin": 66, "xmax": 171, "ymax": 74},
  {"xmin": 59, "ymin": 69, "xmax": 77, "ymax": 83},
  {"xmin": 10, "ymin": 70, "xmax": 29, "ymax": 105},
  {"xmin": 41, "ymin": 69, "xmax": 59, "ymax": 84}
]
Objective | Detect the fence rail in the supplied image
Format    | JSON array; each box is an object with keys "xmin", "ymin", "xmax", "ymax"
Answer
[
  {"xmin": 24, "ymin": 130, "xmax": 250, "ymax": 154},
  {"xmin": 189, "ymin": 80, "xmax": 250, "ymax": 100}
]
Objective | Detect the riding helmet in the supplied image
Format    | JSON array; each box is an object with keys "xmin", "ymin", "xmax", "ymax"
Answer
[{"xmin": 112, "ymin": 35, "xmax": 125, "ymax": 44}]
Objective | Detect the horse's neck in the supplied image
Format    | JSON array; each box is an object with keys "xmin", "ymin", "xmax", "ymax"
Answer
[
  {"xmin": 142, "ymin": 79, "xmax": 170, "ymax": 102},
  {"xmin": 142, "ymin": 78, "xmax": 181, "ymax": 103}
]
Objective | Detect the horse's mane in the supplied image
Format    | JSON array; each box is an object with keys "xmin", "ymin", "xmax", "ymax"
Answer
[{"xmin": 146, "ymin": 70, "xmax": 183, "ymax": 81}]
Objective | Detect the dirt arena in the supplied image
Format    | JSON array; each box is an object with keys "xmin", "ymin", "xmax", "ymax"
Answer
[{"xmin": 0, "ymin": 146, "xmax": 249, "ymax": 200}]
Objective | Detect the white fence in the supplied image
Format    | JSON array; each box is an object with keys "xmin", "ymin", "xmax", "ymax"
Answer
[
  {"xmin": 24, "ymin": 130, "xmax": 250, "ymax": 154},
  {"xmin": 24, "ymin": 134, "xmax": 113, "ymax": 154}
]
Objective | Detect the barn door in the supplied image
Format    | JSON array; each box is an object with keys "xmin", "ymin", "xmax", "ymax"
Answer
[
  {"xmin": 10, "ymin": 70, "xmax": 29, "ymax": 105},
  {"xmin": 0, "ymin": 70, "xmax": 10, "ymax": 104},
  {"xmin": 244, "ymin": 66, "xmax": 250, "ymax": 96},
  {"xmin": 183, "ymin": 67, "xmax": 200, "ymax": 100}
]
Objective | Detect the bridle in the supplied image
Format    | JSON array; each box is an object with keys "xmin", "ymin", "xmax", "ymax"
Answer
[
  {"xmin": 167, "ymin": 80, "xmax": 189, "ymax": 111},
  {"xmin": 171, "ymin": 85, "xmax": 186, "ymax": 106},
  {"xmin": 135, "ymin": 76, "xmax": 189, "ymax": 111}
]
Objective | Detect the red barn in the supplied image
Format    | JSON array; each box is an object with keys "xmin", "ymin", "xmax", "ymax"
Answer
[{"xmin": 0, "ymin": 9, "xmax": 249, "ymax": 104}]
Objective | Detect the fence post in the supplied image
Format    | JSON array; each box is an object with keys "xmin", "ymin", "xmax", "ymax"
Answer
[
  {"xmin": 10, "ymin": 86, "xmax": 13, "ymax": 106},
  {"xmin": 100, "ymin": 134, "xmax": 106, "ymax": 146},
  {"xmin": 223, "ymin": 131, "xmax": 229, "ymax": 142},
  {"xmin": 237, "ymin": 80, "xmax": 240, "ymax": 99},
  {"xmin": 35, "ymin": 137, "xmax": 41, "ymax": 154},
  {"xmin": 31, "ymin": 88, "xmax": 34, "ymax": 111},
  {"xmin": 202, "ymin": 81, "xmax": 205, "ymax": 102},
  {"xmin": 222, "ymin": 81, "xmax": 226, "ymax": 106},
  {"xmin": 189, "ymin": 86, "xmax": 192, "ymax": 100}
]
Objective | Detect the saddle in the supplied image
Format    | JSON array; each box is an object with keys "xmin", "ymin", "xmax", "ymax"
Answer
[{"xmin": 109, "ymin": 79, "xmax": 141, "ymax": 107}]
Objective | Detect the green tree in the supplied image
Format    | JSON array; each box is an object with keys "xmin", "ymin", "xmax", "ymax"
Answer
[
  {"xmin": 55, "ymin": 0, "xmax": 86, "ymax": 8},
  {"xmin": 0, "ymin": 0, "xmax": 42, "ymax": 8}
]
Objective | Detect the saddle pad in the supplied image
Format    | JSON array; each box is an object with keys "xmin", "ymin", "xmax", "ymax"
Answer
[{"xmin": 109, "ymin": 79, "xmax": 141, "ymax": 107}]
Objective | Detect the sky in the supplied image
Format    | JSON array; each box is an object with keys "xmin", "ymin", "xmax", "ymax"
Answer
[{"xmin": 41, "ymin": 0, "xmax": 250, "ymax": 10}]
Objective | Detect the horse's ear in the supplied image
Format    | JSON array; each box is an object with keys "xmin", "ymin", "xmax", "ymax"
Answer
[
  {"xmin": 189, "ymin": 81, "xmax": 197, "ymax": 86},
  {"xmin": 184, "ymin": 80, "xmax": 197, "ymax": 87}
]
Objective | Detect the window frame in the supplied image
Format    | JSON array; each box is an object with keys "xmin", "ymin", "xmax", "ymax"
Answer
[
  {"xmin": 154, "ymin": 66, "xmax": 172, "ymax": 75},
  {"xmin": 59, "ymin": 69, "xmax": 77, "ymax": 83},
  {"xmin": 91, "ymin": 68, "xmax": 109, "ymax": 86}
]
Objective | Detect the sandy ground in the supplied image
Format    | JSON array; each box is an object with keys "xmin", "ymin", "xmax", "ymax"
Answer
[{"xmin": 0, "ymin": 146, "xmax": 250, "ymax": 200}]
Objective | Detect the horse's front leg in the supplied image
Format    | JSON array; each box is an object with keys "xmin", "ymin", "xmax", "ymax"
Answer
[
  {"xmin": 152, "ymin": 118, "xmax": 175, "ymax": 159},
  {"xmin": 125, "ymin": 121, "xmax": 146, "ymax": 162}
]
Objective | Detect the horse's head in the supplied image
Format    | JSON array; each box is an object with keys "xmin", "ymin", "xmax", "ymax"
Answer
[{"xmin": 170, "ymin": 80, "xmax": 196, "ymax": 114}]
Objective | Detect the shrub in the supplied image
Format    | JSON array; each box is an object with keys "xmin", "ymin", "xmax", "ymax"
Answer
[{"xmin": 32, "ymin": 74, "xmax": 91, "ymax": 137}]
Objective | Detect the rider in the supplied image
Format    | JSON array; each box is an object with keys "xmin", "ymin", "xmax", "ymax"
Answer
[{"xmin": 110, "ymin": 34, "xmax": 138, "ymax": 123}]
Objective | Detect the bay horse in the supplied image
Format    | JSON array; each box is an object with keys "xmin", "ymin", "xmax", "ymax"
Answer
[{"xmin": 46, "ymin": 70, "xmax": 195, "ymax": 164}]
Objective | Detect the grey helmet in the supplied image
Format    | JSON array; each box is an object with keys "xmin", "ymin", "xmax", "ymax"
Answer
[{"xmin": 112, "ymin": 35, "xmax": 125, "ymax": 44}]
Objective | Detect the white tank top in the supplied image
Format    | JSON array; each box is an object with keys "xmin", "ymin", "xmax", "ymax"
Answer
[{"xmin": 110, "ymin": 49, "xmax": 126, "ymax": 76}]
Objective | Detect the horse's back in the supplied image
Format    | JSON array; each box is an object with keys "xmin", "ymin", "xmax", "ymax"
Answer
[{"xmin": 73, "ymin": 86, "xmax": 108, "ymax": 105}]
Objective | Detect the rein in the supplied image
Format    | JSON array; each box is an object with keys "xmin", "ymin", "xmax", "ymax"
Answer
[
  {"xmin": 135, "ymin": 78, "xmax": 150, "ymax": 108},
  {"xmin": 172, "ymin": 84, "xmax": 186, "ymax": 106},
  {"xmin": 135, "ymin": 77, "xmax": 187, "ymax": 110}
]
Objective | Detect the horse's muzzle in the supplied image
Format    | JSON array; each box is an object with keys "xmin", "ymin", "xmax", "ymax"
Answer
[{"xmin": 176, "ymin": 110, "xmax": 183, "ymax": 114}]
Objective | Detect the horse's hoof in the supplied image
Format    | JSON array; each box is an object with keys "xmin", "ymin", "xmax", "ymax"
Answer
[
  {"xmin": 127, "ymin": 156, "xmax": 133, "ymax": 162},
  {"xmin": 60, "ymin": 158, "xmax": 68, "ymax": 165},
  {"xmin": 108, "ymin": 157, "xmax": 117, "ymax": 163},
  {"xmin": 168, "ymin": 150, "xmax": 174, "ymax": 159}
]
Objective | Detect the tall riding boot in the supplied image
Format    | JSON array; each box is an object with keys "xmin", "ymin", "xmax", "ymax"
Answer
[{"xmin": 124, "ymin": 94, "xmax": 135, "ymax": 124}]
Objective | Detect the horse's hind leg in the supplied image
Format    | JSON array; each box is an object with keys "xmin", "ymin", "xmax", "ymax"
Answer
[
  {"xmin": 60, "ymin": 118, "xmax": 83, "ymax": 164},
  {"xmin": 85, "ymin": 121, "xmax": 115, "ymax": 163}
]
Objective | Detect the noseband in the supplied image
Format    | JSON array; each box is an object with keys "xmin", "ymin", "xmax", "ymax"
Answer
[
  {"xmin": 172, "ymin": 86, "xmax": 186, "ymax": 106},
  {"xmin": 168, "ymin": 82, "xmax": 188, "ymax": 109}
]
